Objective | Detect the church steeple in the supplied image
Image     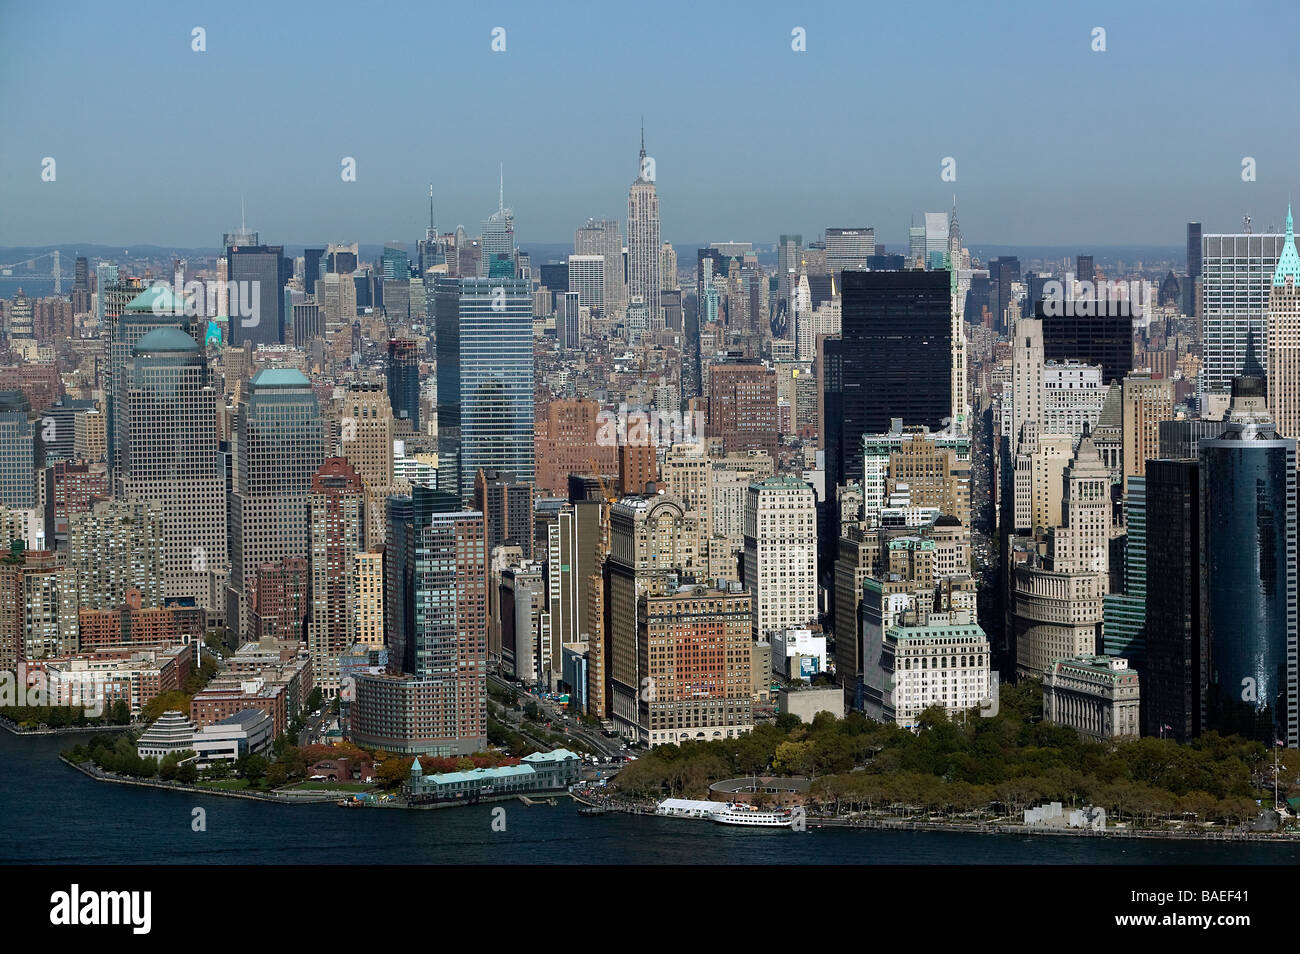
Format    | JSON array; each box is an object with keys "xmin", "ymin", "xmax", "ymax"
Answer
[{"xmin": 1273, "ymin": 202, "xmax": 1300, "ymax": 287}]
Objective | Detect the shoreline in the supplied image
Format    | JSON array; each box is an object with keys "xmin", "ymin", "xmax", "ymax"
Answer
[
  {"xmin": 572, "ymin": 793, "xmax": 1299, "ymax": 844},
  {"xmin": 61, "ymin": 757, "xmax": 338, "ymax": 804},
  {"xmin": 1, "ymin": 718, "xmax": 137, "ymax": 737}
]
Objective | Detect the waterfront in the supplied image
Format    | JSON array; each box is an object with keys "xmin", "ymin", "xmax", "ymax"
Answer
[{"xmin": 3, "ymin": 731, "xmax": 1298, "ymax": 865}]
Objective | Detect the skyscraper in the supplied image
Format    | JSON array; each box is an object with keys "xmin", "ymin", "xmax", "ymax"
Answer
[
  {"xmin": 119, "ymin": 327, "xmax": 227, "ymax": 611},
  {"xmin": 1200, "ymin": 366, "xmax": 1298, "ymax": 747},
  {"xmin": 1201, "ymin": 229, "xmax": 1288, "ymax": 399},
  {"xmin": 743, "ymin": 477, "xmax": 817, "ymax": 641},
  {"xmin": 339, "ymin": 381, "xmax": 396, "ymax": 546},
  {"xmin": 109, "ymin": 284, "xmax": 185, "ymax": 479},
  {"xmin": 627, "ymin": 126, "xmax": 662, "ymax": 330},
  {"xmin": 308, "ymin": 457, "xmax": 366, "ymax": 695},
  {"xmin": 1187, "ymin": 222, "xmax": 1202, "ymax": 280},
  {"xmin": 227, "ymin": 369, "xmax": 326, "ymax": 639},
  {"xmin": 575, "ymin": 218, "xmax": 624, "ymax": 316},
  {"xmin": 829, "ymin": 270, "xmax": 953, "ymax": 490},
  {"xmin": 386, "ymin": 338, "xmax": 421, "ymax": 430},
  {"xmin": 1266, "ymin": 205, "xmax": 1300, "ymax": 438},
  {"xmin": 825, "ymin": 228, "xmax": 875, "ymax": 280},
  {"xmin": 433, "ymin": 277, "xmax": 534, "ymax": 501},
  {"xmin": 0, "ymin": 392, "xmax": 36, "ymax": 509},
  {"xmin": 226, "ymin": 240, "xmax": 287, "ymax": 348},
  {"xmin": 480, "ymin": 165, "xmax": 515, "ymax": 278}
]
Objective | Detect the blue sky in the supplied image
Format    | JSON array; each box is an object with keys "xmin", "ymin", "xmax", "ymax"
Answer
[{"xmin": 1, "ymin": 0, "xmax": 1297, "ymax": 249}]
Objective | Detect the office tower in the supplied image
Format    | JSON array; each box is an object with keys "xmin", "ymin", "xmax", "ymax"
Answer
[
  {"xmin": 1008, "ymin": 317, "xmax": 1044, "ymax": 448},
  {"xmin": 1140, "ymin": 459, "xmax": 1203, "ymax": 741},
  {"xmin": 1187, "ymin": 222, "xmax": 1202, "ymax": 280},
  {"xmin": 303, "ymin": 247, "xmax": 325, "ymax": 295},
  {"xmin": 743, "ymin": 477, "xmax": 817, "ymax": 641},
  {"xmin": 1200, "ymin": 368, "xmax": 1298, "ymax": 746},
  {"xmin": 1157, "ymin": 418, "xmax": 1222, "ymax": 460},
  {"xmin": 93, "ymin": 262, "xmax": 118, "ymax": 330},
  {"xmin": 386, "ymin": 338, "xmax": 421, "ymax": 430},
  {"xmin": 1200, "ymin": 229, "xmax": 1288, "ymax": 399},
  {"xmin": 1102, "ymin": 477, "xmax": 1147, "ymax": 665},
  {"xmin": 619, "ymin": 443, "xmax": 658, "ymax": 496},
  {"xmin": 909, "ymin": 226, "xmax": 926, "ymax": 267},
  {"xmin": 474, "ymin": 468, "xmax": 534, "ymax": 559},
  {"xmin": 661, "ymin": 242, "xmax": 678, "ymax": 292},
  {"xmin": 576, "ymin": 218, "xmax": 625, "ymax": 316},
  {"xmin": 292, "ymin": 302, "xmax": 322, "ymax": 347},
  {"xmin": 989, "ymin": 256, "xmax": 1020, "ymax": 329},
  {"xmin": 923, "ymin": 212, "xmax": 949, "ymax": 267},
  {"xmin": 776, "ymin": 234, "xmax": 802, "ymax": 315},
  {"xmin": 433, "ymin": 277, "xmax": 534, "ymax": 501},
  {"xmin": 1076, "ymin": 255, "xmax": 1095, "ymax": 286},
  {"xmin": 706, "ymin": 361, "xmax": 779, "ymax": 459},
  {"xmin": 567, "ymin": 254, "xmax": 606, "ymax": 310},
  {"xmin": 830, "ymin": 270, "xmax": 952, "ymax": 490},
  {"xmin": 227, "ymin": 369, "xmax": 326, "ymax": 640},
  {"xmin": 825, "ymin": 228, "xmax": 875, "ymax": 280},
  {"xmin": 637, "ymin": 585, "xmax": 754, "ymax": 746},
  {"xmin": 371, "ymin": 486, "xmax": 487, "ymax": 752},
  {"xmin": 68, "ymin": 498, "xmax": 164, "ymax": 611},
  {"xmin": 308, "ymin": 457, "xmax": 366, "ymax": 695},
  {"xmin": 339, "ymin": 381, "xmax": 396, "ymax": 546},
  {"xmin": 226, "ymin": 241, "xmax": 287, "ymax": 347},
  {"xmin": 1013, "ymin": 430, "xmax": 1110, "ymax": 678},
  {"xmin": 355, "ymin": 550, "xmax": 384, "ymax": 650},
  {"xmin": 1036, "ymin": 297, "xmax": 1133, "ymax": 385},
  {"xmin": 382, "ymin": 244, "xmax": 411, "ymax": 320},
  {"xmin": 119, "ymin": 327, "xmax": 227, "ymax": 610},
  {"xmin": 603, "ymin": 494, "xmax": 706, "ymax": 736},
  {"xmin": 109, "ymin": 285, "xmax": 184, "ymax": 478},
  {"xmin": 480, "ymin": 165, "xmax": 515, "ymax": 278},
  {"xmin": 418, "ymin": 186, "xmax": 443, "ymax": 276},
  {"xmin": 1267, "ymin": 205, "xmax": 1300, "ymax": 438},
  {"xmin": 628, "ymin": 130, "xmax": 662, "ymax": 331},
  {"xmin": 553, "ymin": 290, "xmax": 579, "ymax": 350},
  {"xmin": 0, "ymin": 392, "xmax": 36, "ymax": 509},
  {"xmin": 1041, "ymin": 361, "xmax": 1107, "ymax": 436},
  {"xmin": 1120, "ymin": 373, "xmax": 1173, "ymax": 491}
]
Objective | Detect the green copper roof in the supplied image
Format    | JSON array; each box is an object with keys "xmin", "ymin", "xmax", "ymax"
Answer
[
  {"xmin": 132, "ymin": 326, "xmax": 199, "ymax": 354},
  {"xmin": 1274, "ymin": 204, "xmax": 1300, "ymax": 287},
  {"xmin": 250, "ymin": 368, "xmax": 311, "ymax": 388},
  {"xmin": 125, "ymin": 284, "xmax": 185, "ymax": 314}
]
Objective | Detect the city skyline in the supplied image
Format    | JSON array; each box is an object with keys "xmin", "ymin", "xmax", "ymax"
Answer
[{"xmin": 3, "ymin": 1, "xmax": 1299, "ymax": 248}]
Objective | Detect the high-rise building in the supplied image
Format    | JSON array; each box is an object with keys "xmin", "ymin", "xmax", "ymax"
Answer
[
  {"xmin": 386, "ymin": 338, "xmax": 421, "ymax": 431},
  {"xmin": 227, "ymin": 369, "xmax": 326, "ymax": 640},
  {"xmin": 339, "ymin": 381, "xmax": 396, "ymax": 546},
  {"xmin": 1013, "ymin": 430, "xmax": 1111, "ymax": 678},
  {"xmin": 575, "ymin": 219, "xmax": 624, "ymax": 316},
  {"xmin": 706, "ymin": 361, "xmax": 779, "ymax": 459},
  {"xmin": 1200, "ymin": 229, "xmax": 1288, "ymax": 399},
  {"xmin": 308, "ymin": 457, "xmax": 366, "ymax": 696},
  {"xmin": 566, "ymin": 254, "xmax": 606, "ymax": 310},
  {"xmin": 627, "ymin": 130, "xmax": 662, "ymax": 331},
  {"xmin": 119, "ymin": 327, "xmax": 227, "ymax": 611},
  {"xmin": 68, "ymin": 498, "xmax": 165, "ymax": 612},
  {"xmin": 1142, "ymin": 458, "xmax": 1203, "ymax": 742},
  {"xmin": 480, "ymin": 165, "xmax": 515, "ymax": 278},
  {"xmin": 474, "ymin": 468, "xmax": 534, "ymax": 559},
  {"xmin": 226, "ymin": 241, "xmax": 287, "ymax": 347},
  {"xmin": 1036, "ymin": 297, "xmax": 1133, "ymax": 385},
  {"xmin": 0, "ymin": 391, "xmax": 36, "ymax": 509},
  {"xmin": 109, "ymin": 285, "xmax": 185, "ymax": 478},
  {"xmin": 1266, "ymin": 205, "xmax": 1300, "ymax": 438},
  {"xmin": 1187, "ymin": 222, "xmax": 1202, "ymax": 281},
  {"xmin": 743, "ymin": 477, "xmax": 817, "ymax": 641},
  {"xmin": 825, "ymin": 228, "xmax": 875, "ymax": 280},
  {"xmin": 829, "ymin": 270, "xmax": 953, "ymax": 490},
  {"xmin": 637, "ymin": 585, "xmax": 754, "ymax": 746},
  {"xmin": 433, "ymin": 277, "xmax": 534, "ymax": 501},
  {"xmin": 1200, "ymin": 368, "xmax": 1298, "ymax": 747},
  {"xmin": 1075, "ymin": 255, "xmax": 1095, "ymax": 286},
  {"xmin": 1120, "ymin": 373, "xmax": 1173, "ymax": 491}
]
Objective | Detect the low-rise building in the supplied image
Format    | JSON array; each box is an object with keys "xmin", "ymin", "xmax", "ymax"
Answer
[
  {"xmin": 190, "ymin": 709, "xmax": 274, "ymax": 766},
  {"xmin": 405, "ymin": 748, "xmax": 580, "ymax": 802},
  {"xmin": 135, "ymin": 709, "xmax": 196, "ymax": 761},
  {"xmin": 778, "ymin": 685, "xmax": 845, "ymax": 723},
  {"xmin": 771, "ymin": 627, "xmax": 829, "ymax": 680},
  {"xmin": 1043, "ymin": 654, "xmax": 1140, "ymax": 740}
]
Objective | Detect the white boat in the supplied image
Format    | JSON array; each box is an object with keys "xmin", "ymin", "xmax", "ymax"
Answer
[{"xmin": 708, "ymin": 802, "xmax": 794, "ymax": 828}]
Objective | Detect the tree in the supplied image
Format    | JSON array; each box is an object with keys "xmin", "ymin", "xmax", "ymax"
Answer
[
  {"xmin": 177, "ymin": 761, "xmax": 198, "ymax": 784},
  {"xmin": 376, "ymin": 758, "xmax": 414, "ymax": 789}
]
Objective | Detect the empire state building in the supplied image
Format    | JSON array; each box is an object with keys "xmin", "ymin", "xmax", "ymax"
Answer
[{"xmin": 627, "ymin": 125, "xmax": 662, "ymax": 331}]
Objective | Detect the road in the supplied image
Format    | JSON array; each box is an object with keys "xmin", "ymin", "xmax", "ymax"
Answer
[{"xmin": 487, "ymin": 673, "xmax": 626, "ymax": 758}]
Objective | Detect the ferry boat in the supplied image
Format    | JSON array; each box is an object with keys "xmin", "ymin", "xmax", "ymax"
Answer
[{"xmin": 708, "ymin": 802, "xmax": 794, "ymax": 828}]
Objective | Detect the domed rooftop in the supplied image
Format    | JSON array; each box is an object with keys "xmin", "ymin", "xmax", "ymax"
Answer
[{"xmin": 132, "ymin": 326, "xmax": 199, "ymax": 354}]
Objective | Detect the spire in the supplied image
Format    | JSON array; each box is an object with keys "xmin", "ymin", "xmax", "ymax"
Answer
[
  {"xmin": 639, "ymin": 117, "xmax": 646, "ymax": 161},
  {"xmin": 429, "ymin": 183, "xmax": 435, "ymax": 232},
  {"xmin": 1273, "ymin": 200, "xmax": 1300, "ymax": 286},
  {"xmin": 241, "ymin": 195, "xmax": 245, "ymax": 233},
  {"xmin": 498, "ymin": 163, "xmax": 504, "ymax": 214}
]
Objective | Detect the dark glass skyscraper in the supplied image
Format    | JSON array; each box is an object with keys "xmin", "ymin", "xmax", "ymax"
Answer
[
  {"xmin": 1036, "ymin": 298, "xmax": 1134, "ymax": 385},
  {"xmin": 1187, "ymin": 222, "xmax": 1203, "ymax": 280},
  {"xmin": 386, "ymin": 338, "xmax": 421, "ymax": 430},
  {"xmin": 829, "ymin": 270, "xmax": 952, "ymax": 490},
  {"xmin": 226, "ymin": 243, "xmax": 288, "ymax": 347},
  {"xmin": 1200, "ymin": 374, "xmax": 1298, "ymax": 747},
  {"xmin": 1143, "ymin": 458, "xmax": 1204, "ymax": 742}
]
